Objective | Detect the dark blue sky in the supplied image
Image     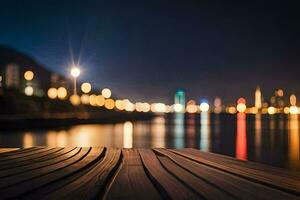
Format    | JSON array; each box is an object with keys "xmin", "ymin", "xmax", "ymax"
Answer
[{"xmin": 0, "ymin": 0, "xmax": 299, "ymax": 104}]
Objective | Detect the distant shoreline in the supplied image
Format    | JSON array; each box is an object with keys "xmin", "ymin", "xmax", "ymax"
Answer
[{"xmin": 0, "ymin": 112, "xmax": 155, "ymax": 131}]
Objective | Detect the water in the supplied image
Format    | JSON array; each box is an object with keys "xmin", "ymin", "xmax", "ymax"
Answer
[{"xmin": 0, "ymin": 113, "xmax": 299, "ymax": 172}]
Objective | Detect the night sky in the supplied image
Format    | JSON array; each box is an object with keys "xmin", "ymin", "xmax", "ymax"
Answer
[{"xmin": 0, "ymin": 0, "xmax": 299, "ymax": 104}]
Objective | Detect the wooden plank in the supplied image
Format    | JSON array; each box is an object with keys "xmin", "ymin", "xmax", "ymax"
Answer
[
  {"xmin": 0, "ymin": 147, "xmax": 62, "ymax": 168},
  {"xmin": 181, "ymin": 148, "xmax": 300, "ymax": 179},
  {"xmin": 155, "ymin": 153, "xmax": 234, "ymax": 200},
  {"xmin": 0, "ymin": 148, "xmax": 20, "ymax": 153},
  {"xmin": 0, "ymin": 147, "xmax": 49, "ymax": 162},
  {"xmin": 0, "ymin": 147, "xmax": 76, "ymax": 178},
  {"xmin": 0, "ymin": 147, "xmax": 37, "ymax": 157},
  {"xmin": 106, "ymin": 149, "xmax": 161, "ymax": 200},
  {"xmin": 23, "ymin": 147, "xmax": 105, "ymax": 198},
  {"xmin": 173, "ymin": 148, "xmax": 300, "ymax": 196},
  {"xmin": 0, "ymin": 147, "xmax": 298, "ymax": 200},
  {"xmin": 170, "ymin": 150, "xmax": 300, "ymax": 195},
  {"xmin": 156, "ymin": 149, "xmax": 300, "ymax": 200},
  {"xmin": 42, "ymin": 148, "xmax": 122, "ymax": 200},
  {"xmin": 1, "ymin": 147, "xmax": 105, "ymax": 199},
  {"xmin": 0, "ymin": 147, "xmax": 67, "ymax": 171},
  {"xmin": 138, "ymin": 149, "xmax": 200, "ymax": 200},
  {"xmin": 0, "ymin": 147, "xmax": 84, "ymax": 189}
]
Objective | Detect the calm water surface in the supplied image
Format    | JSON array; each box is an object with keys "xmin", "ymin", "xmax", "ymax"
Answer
[{"xmin": 0, "ymin": 113, "xmax": 299, "ymax": 172}]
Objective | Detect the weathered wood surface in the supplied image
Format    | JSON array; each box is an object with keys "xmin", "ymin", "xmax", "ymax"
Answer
[{"xmin": 0, "ymin": 147, "xmax": 299, "ymax": 200}]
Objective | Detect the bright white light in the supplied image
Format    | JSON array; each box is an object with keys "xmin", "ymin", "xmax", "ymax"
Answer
[
  {"xmin": 174, "ymin": 104, "xmax": 183, "ymax": 112},
  {"xmin": 151, "ymin": 103, "xmax": 166, "ymax": 113},
  {"xmin": 200, "ymin": 102, "xmax": 209, "ymax": 112},
  {"xmin": 290, "ymin": 106, "xmax": 299, "ymax": 114},
  {"xmin": 71, "ymin": 67, "xmax": 80, "ymax": 78},
  {"xmin": 102, "ymin": 88, "xmax": 112, "ymax": 98},
  {"xmin": 81, "ymin": 82, "xmax": 92, "ymax": 93},
  {"xmin": 267, "ymin": 106, "xmax": 276, "ymax": 115},
  {"xmin": 236, "ymin": 103, "xmax": 246, "ymax": 113},
  {"xmin": 24, "ymin": 86, "xmax": 34, "ymax": 96}
]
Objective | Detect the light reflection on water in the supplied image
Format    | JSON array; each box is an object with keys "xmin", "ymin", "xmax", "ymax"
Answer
[
  {"xmin": 236, "ymin": 112, "xmax": 247, "ymax": 160},
  {"xmin": 0, "ymin": 113, "xmax": 300, "ymax": 171},
  {"xmin": 174, "ymin": 113, "xmax": 184, "ymax": 149},
  {"xmin": 200, "ymin": 112, "xmax": 210, "ymax": 152},
  {"xmin": 123, "ymin": 122, "xmax": 133, "ymax": 148},
  {"xmin": 289, "ymin": 114, "xmax": 300, "ymax": 169},
  {"xmin": 255, "ymin": 114, "xmax": 262, "ymax": 160}
]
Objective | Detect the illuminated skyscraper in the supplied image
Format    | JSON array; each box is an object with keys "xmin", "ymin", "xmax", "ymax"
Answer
[
  {"xmin": 174, "ymin": 89, "xmax": 185, "ymax": 111},
  {"xmin": 255, "ymin": 86, "xmax": 262, "ymax": 109}
]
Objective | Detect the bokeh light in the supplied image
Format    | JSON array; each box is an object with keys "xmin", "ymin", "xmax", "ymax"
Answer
[
  {"xmin": 24, "ymin": 86, "xmax": 34, "ymax": 96},
  {"xmin": 284, "ymin": 107, "xmax": 290, "ymax": 114},
  {"xmin": 186, "ymin": 104, "xmax": 198, "ymax": 113},
  {"xmin": 81, "ymin": 94, "xmax": 90, "ymax": 104},
  {"xmin": 57, "ymin": 87, "xmax": 67, "ymax": 99},
  {"xmin": 89, "ymin": 94, "xmax": 97, "ymax": 106},
  {"xmin": 115, "ymin": 100, "xmax": 125, "ymax": 110},
  {"xmin": 70, "ymin": 95, "xmax": 81, "ymax": 106},
  {"xmin": 290, "ymin": 106, "xmax": 299, "ymax": 114},
  {"xmin": 237, "ymin": 103, "xmax": 246, "ymax": 113},
  {"xmin": 199, "ymin": 102, "xmax": 209, "ymax": 112},
  {"xmin": 227, "ymin": 106, "xmax": 237, "ymax": 114},
  {"xmin": 47, "ymin": 88, "xmax": 57, "ymax": 99},
  {"xmin": 104, "ymin": 98, "xmax": 115, "ymax": 109},
  {"xmin": 124, "ymin": 100, "xmax": 135, "ymax": 112},
  {"xmin": 142, "ymin": 103, "xmax": 151, "ymax": 112},
  {"xmin": 102, "ymin": 88, "xmax": 112, "ymax": 98},
  {"xmin": 24, "ymin": 71, "xmax": 34, "ymax": 81},
  {"xmin": 173, "ymin": 104, "xmax": 183, "ymax": 112},
  {"xmin": 165, "ymin": 105, "xmax": 173, "ymax": 113},
  {"xmin": 135, "ymin": 102, "xmax": 144, "ymax": 112},
  {"xmin": 95, "ymin": 95, "xmax": 105, "ymax": 106},
  {"xmin": 81, "ymin": 82, "xmax": 91, "ymax": 94},
  {"xmin": 267, "ymin": 106, "xmax": 276, "ymax": 115},
  {"xmin": 151, "ymin": 103, "xmax": 166, "ymax": 113},
  {"xmin": 186, "ymin": 100, "xmax": 198, "ymax": 113}
]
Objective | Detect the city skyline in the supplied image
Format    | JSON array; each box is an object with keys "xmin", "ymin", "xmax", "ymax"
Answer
[
  {"xmin": 1, "ymin": 53, "xmax": 299, "ymax": 115},
  {"xmin": 0, "ymin": 45, "xmax": 299, "ymax": 107}
]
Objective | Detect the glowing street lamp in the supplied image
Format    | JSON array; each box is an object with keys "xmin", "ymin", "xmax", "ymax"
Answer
[{"xmin": 70, "ymin": 67, "xmax": 80, "ymax": 95}]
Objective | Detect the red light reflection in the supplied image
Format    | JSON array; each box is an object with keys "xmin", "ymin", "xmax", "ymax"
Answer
[{"xmin": 236, "ymin": 112, "xmax": 247, "ymax": 160}]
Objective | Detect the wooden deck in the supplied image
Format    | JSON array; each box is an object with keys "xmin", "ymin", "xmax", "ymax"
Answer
[{"xmin": 0, "ymin": 147, "xmax": 299, "ymax": 200}]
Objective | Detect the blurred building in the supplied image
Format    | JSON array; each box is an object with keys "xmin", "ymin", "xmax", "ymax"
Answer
[
  {"xmin": 174, "ymin": 89, "xmax": 186, "ymax": 107},
  {"xmin": 5, "ymin": 63, "xmax": 20, "ymax": 88},
  {"xmin": 255, "ymin": 86, "xmax": 262, "ymax": 110},
  {"xmin": 214, "ymin": 97, "xmax": 222, "ymax": 113},
  {"xmin": 0, "ymin": 46, "xmax": 70, "ymax": 97}
]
